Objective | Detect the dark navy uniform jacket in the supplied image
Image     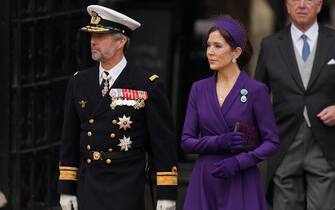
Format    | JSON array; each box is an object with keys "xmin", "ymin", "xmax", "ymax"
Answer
[{"xmin": 58, "ymin": 63, "xmax": 178, "ymax": 210}]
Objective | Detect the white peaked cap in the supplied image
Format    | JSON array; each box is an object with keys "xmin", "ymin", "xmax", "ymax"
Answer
[{"xmin": 80, "ymin": 5, "xmax": 141, "ymax": 36}]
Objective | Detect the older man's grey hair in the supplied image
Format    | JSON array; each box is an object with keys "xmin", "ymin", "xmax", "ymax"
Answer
[{"xmin": 112, "ymin": 32, "xmax": 130, "ymax": 54}]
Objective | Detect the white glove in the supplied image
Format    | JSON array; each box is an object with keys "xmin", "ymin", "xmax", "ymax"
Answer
[
  {"xmin": 156, "ymin": 200, "xmax": 176, "ymax": 210},
  {"xmin": 0, "ymin": 191, "xmax": 7, "ymax": 208},
  {"xmin": 60, "ymin": 194, "xmax": 78, "ymax": 210}
]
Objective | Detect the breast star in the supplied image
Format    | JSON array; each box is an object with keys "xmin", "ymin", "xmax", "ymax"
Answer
[
  {"xmin": 117, "ymin": 115, "xmax": 133, "ymax": 131},
  {"xmin": 118, "ymin": 135, "xmax": 132, "ymax": 151}
]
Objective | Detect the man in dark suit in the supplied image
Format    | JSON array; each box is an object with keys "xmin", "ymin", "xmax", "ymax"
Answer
[
  {"xmin": 255, "ymin": 0, "xmax": 335, "ymax": 209},
  {"xmin": 57, "ymin": 5, "xmax": 178, "ymax": 210}
]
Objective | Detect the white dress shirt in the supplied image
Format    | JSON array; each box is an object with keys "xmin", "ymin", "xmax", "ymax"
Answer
[
  {"xmin": 99, "ymin": 56, "xmax": 127, "ymax": 87},
  {"xmin": 290, "ymin": 21, "xmax": 319, "ymax": 57}
]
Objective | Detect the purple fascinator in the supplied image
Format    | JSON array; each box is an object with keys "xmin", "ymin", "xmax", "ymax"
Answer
[{"xmin": 211, "ymin": 15, "xmax": 247, "ymax": 49}]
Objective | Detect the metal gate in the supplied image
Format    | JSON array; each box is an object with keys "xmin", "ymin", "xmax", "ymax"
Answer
[{"xmin": 1, "ymin": 0, "xmax": 96, "ymax": 209}]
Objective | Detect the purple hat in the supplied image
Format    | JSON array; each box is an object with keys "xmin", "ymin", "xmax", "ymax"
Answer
[{"xmin": 211, "ymin": 15, "xmax": 247, "ymax": 49}]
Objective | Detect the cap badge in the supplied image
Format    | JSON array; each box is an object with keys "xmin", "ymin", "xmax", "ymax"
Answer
[{"xmin": 90, "ymin": 11, "xmax": 101, "ymax": 25}]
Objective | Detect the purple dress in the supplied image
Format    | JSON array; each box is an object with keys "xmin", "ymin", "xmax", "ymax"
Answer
[{"xmin": 181, "ymin": 71, "xmax": 279, "ymax": 210}]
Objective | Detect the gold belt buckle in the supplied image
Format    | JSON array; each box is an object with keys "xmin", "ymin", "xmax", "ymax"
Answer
[{"xmin": 93, "ymin": 151, "xmax": 101, "ymax": 160}]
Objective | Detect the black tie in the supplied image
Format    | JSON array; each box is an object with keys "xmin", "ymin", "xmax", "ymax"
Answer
[{"xmin": 101, "ymin": 71, "xmax": 110, "ymax": 97}]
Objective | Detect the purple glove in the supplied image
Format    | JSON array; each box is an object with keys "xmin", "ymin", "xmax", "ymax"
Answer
[
  {"xmin": 211, "ymin": 156, "xmax": 240, "ymax": 179},
  {"xmin": 217, "ymin": 132, "xmax": 244, "ymax": 153}
]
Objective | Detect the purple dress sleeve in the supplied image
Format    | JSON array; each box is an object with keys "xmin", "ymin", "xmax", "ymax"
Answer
[
  {"xmin": 235, "ymin": 83, "xmax": 279, "ymax": 170},
  {"xmin": 181, "ymin": 83, "xmax": 220, "ymax": 154}
]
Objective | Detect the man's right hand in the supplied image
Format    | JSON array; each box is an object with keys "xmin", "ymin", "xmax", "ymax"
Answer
[
  {"xmin": 317, "ymin": 105, "xmax": 335, "ymax": 126},
  {"xmin": 60, "ymin": 194, "xmax": 78, "ymax": 210}
]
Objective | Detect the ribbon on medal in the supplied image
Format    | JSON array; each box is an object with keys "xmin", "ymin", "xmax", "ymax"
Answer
[{"xmin": 109, "ymin": 88, "xmax": 148, "ymax": 110}]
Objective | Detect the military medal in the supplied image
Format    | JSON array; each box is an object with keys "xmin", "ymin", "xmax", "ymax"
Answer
[
  {"xmin": 117, "ymin": 115, "xmax": 133, "ymax": 131},
  {"xmin": 110, "ymin": 99, "xmax": 117, "ymax": 110},
  {"xmin": 118, "ymin": 135, "xmax": 132, "ymax": 151},
  {"xmin": 240, "ymin": 88, "xmax": 248, "ymax": 103},
  {"xmin": 101, "ymin": 85, "xmax": 109, "ymax": 96},
  {"xmin": 133, "ymin": 100, "xmax": 145, "ymax": 109},
  {"xmin": 101, "ymin": 72, "xmax": 111, "ymax": 97},
  {"xmin": 109, "ymin": 88, "xmax": 148, "ymax": 109}
]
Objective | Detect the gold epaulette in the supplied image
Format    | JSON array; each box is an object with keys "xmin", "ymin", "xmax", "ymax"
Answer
[
  {"xmin": 149, "ymin": 74, "xmax": 159, "ymax": 82},
  {"xmin": 156, "ymin": 166, "xmax": 178, "ymax": 186},
  {"xmin": 73, "ymin": 71, "xmax": 79, "ymax": 76},
  {"xmin": 59, "ymin": 166, "xmax": 78, "ymax": 181}
]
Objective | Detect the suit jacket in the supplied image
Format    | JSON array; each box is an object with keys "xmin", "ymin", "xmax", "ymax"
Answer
[
  {"xmin": 255, "ymin": 24, "xmax": 335, "ymax": 203},
  {"xmin": 58, "ymin": 63, "xmax": 178, "ymax": 210}
]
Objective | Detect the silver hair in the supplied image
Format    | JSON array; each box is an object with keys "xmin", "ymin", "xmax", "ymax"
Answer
[{"xmin": 112, "ymin": 33, "xmax": 130, "ymax": 53}]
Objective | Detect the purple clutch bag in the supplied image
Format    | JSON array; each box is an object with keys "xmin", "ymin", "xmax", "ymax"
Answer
[{"xmin": 234, "ymin": 122, "xmax": 260, "ymax": 151}]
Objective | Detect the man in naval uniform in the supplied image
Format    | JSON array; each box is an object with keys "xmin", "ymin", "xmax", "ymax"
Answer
[{"xmin": 58, "ymin": 5, "xmax": 178, "ymax": 210}]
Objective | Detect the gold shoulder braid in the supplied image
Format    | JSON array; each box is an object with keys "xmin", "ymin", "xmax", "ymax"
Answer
[
  {"xmin": 156, "ymin": 166, "xmax": 178, "ymax": 186},
  {"xmin": 149, "ymin": 74, "xmax": 159, "ymax": 82}
]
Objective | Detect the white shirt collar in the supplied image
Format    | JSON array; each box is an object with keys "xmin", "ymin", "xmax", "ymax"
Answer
[
  {"xmin": 290, "ymin": 22, "xmax": 318, "ymax": 51},
  {"xmin": 99, "ymin": 56, "xmax": 127, "ymax": 85}
]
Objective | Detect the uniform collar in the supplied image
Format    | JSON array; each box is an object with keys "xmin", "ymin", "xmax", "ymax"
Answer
[{"xmin": 99, "ymin": 56, "xmax": 127, "ymax": 82}]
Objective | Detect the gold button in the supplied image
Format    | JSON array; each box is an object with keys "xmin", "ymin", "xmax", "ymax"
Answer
[
  {"xmin": 112, "ymin": 120, "xmax": 117, "ymax": 124},
  {"xmin": 106, "ymin": 159, "xmax": 112, "ymax": 164},
  {"xmin": 86, "ymin": 145, "xmax": 91, "ymax": 150},
  {"xmin": 89, "ymin": 119, "xmax": 94, "ymax": 124},
  {"xmin": 110, "ymin": 133, "xmax": 116, "ymax": 139},
  {"xmin": 87, "ymin": 159, "xmax": 92, "ymax": 164},
  {"xmin": 108, "ymin": 148, "xmax": 113, "ymax": 152},
  {"xmin": 93, "ymin": 151, "xmax": 101, "ymax": 160},
  {"xmin": 87, "ymin": 131, "xmax": 92, "ymax": 137}
]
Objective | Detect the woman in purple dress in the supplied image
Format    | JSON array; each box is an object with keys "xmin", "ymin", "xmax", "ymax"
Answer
[{"xmin": 181, "ymin": 15, "xmax": 279, "ymax": 210}]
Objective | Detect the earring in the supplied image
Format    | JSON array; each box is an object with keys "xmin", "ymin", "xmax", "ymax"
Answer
[{"xmin": 232, "ymin": 57, "xmax": 237, "ymax": 63}]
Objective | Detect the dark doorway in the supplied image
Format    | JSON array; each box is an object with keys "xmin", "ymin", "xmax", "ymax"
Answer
[{"xmin": 1, "ymin": 0, "xmax": 96, "ymax": 209}]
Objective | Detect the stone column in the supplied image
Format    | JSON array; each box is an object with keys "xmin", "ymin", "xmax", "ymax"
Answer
[{"xmin": 249, "ymin": 0, "xmax": 275, "ymax": 77}]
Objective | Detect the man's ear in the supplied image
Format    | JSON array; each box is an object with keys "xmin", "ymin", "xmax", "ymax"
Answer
[{"xmin": 117, "ymin": 37, "xmax": 127, "ymax": 50}]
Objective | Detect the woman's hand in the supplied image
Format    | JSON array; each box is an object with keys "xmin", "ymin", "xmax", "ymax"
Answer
[{"xmin": 211, "ymin": 156, "xmax": 240, "ymax": 179}]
